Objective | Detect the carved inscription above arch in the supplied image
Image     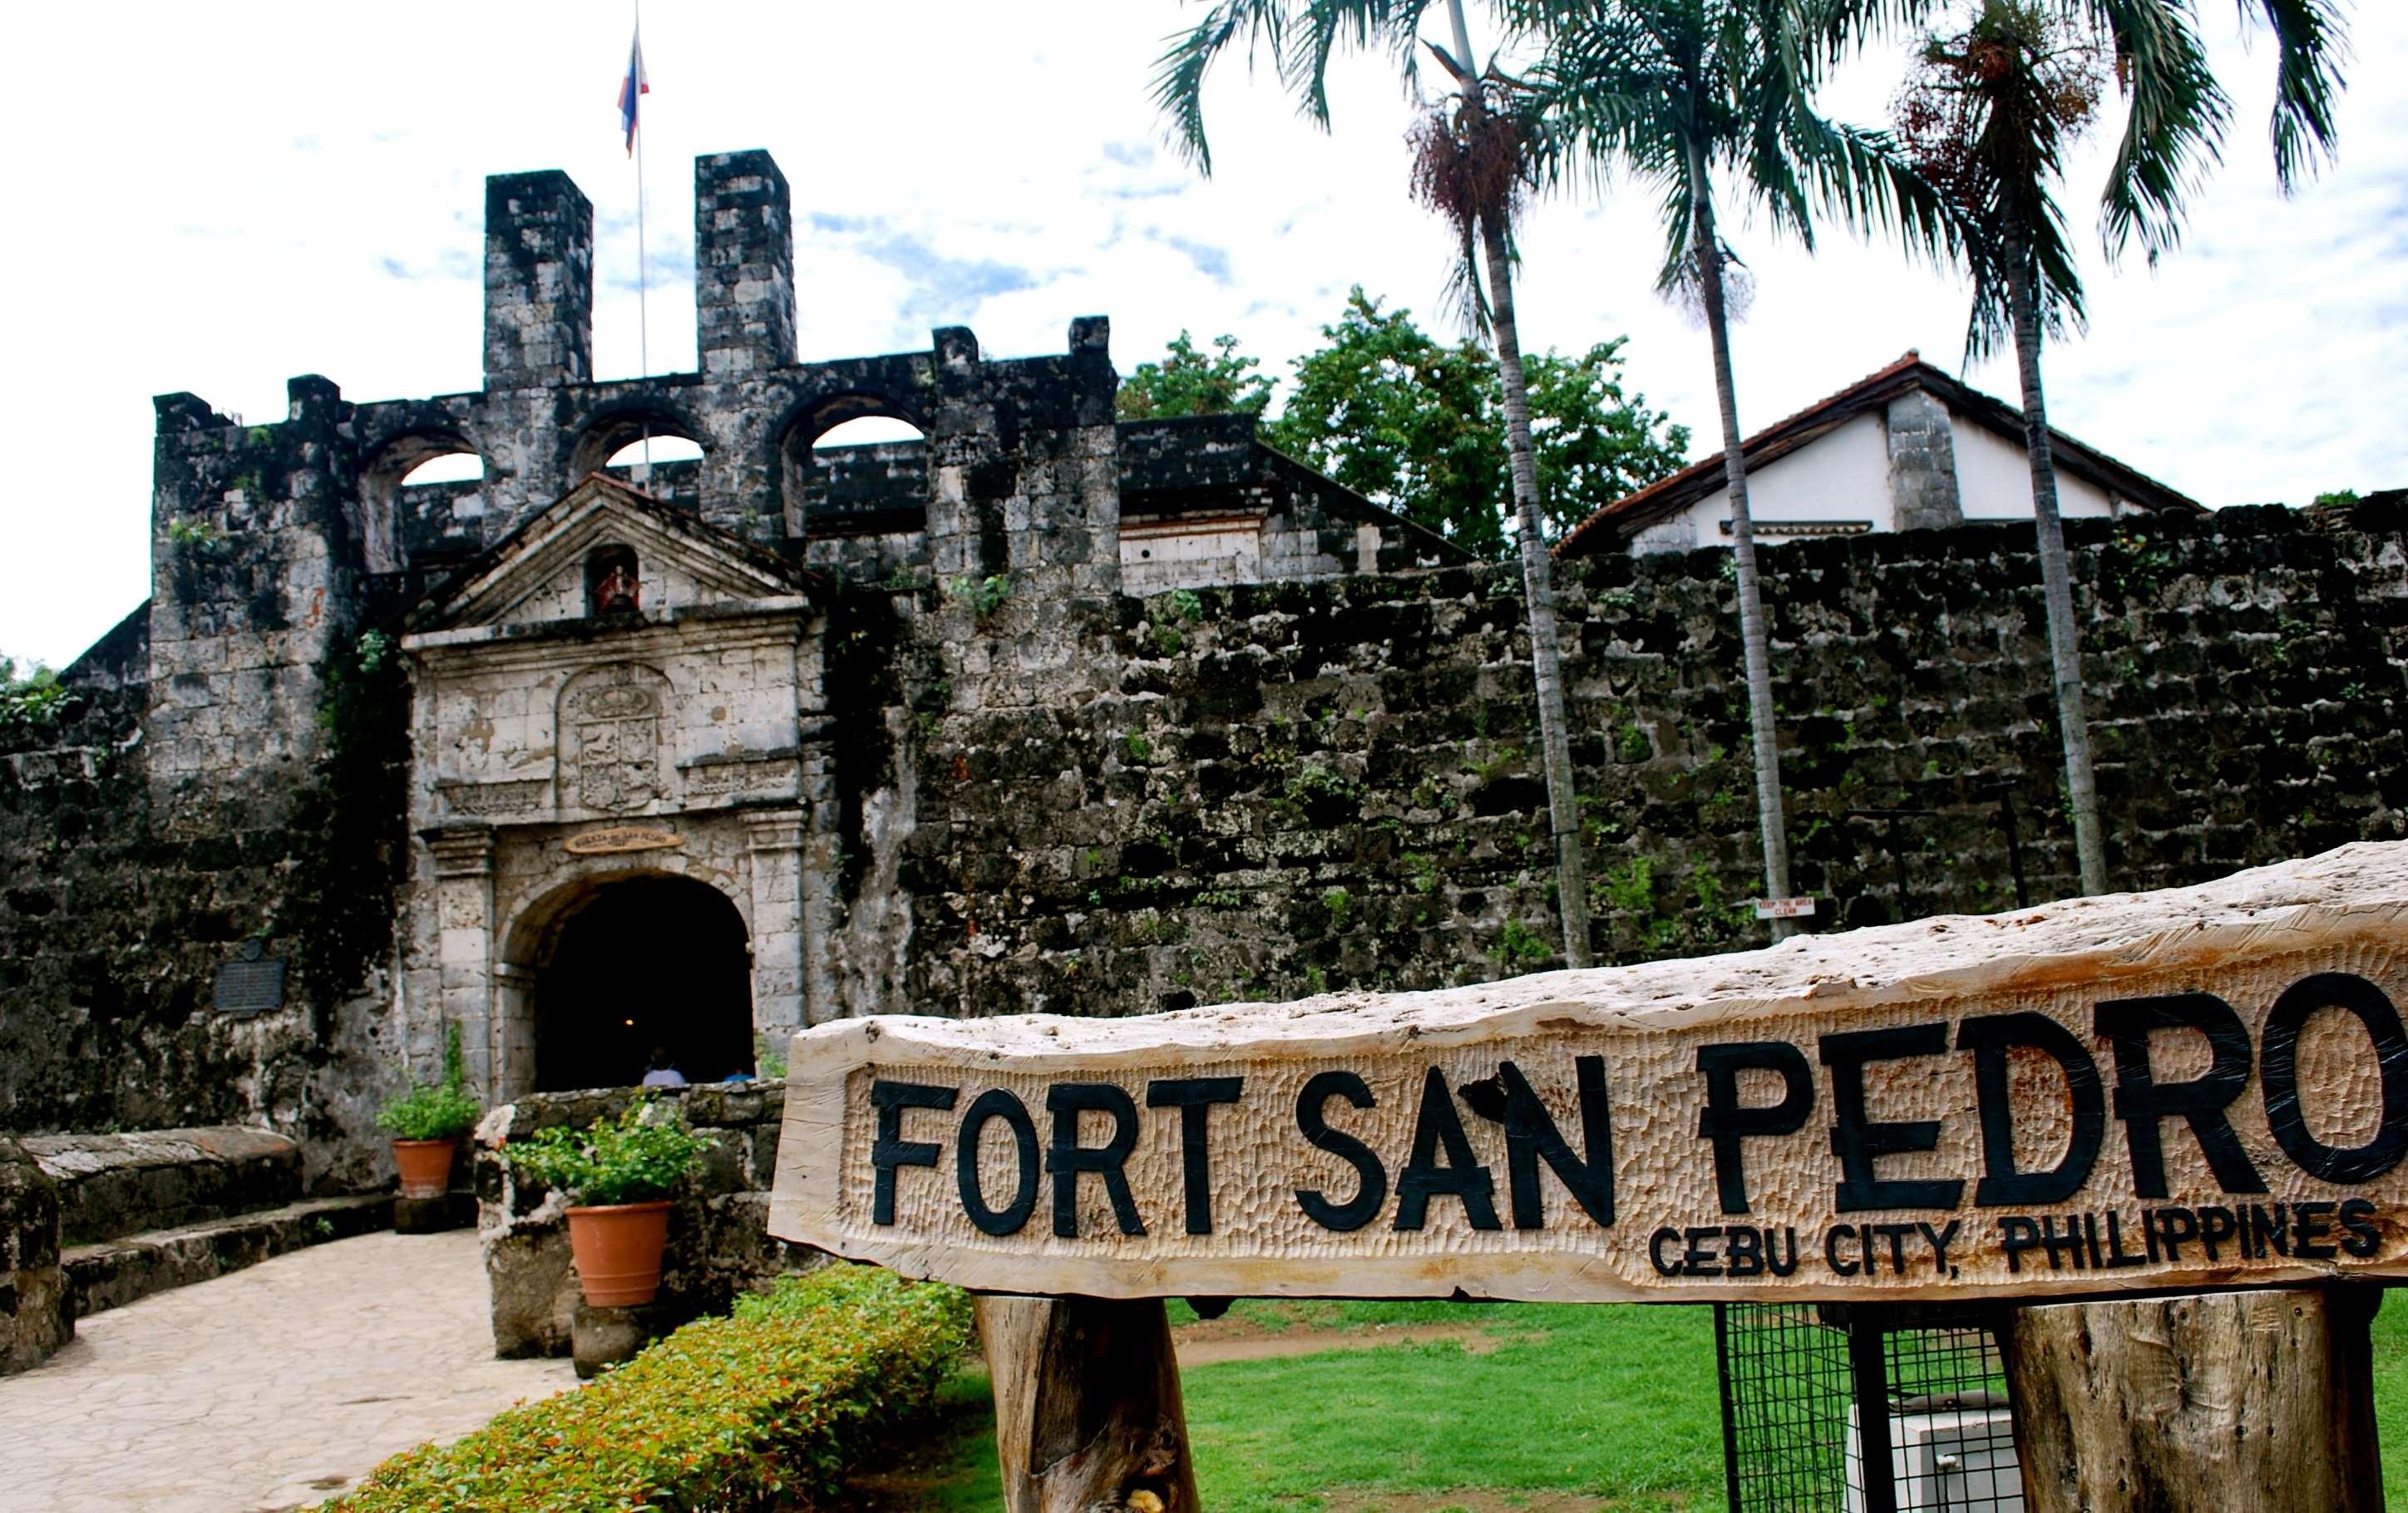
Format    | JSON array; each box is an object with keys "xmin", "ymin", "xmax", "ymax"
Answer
[{"xmin": 558, "ymin": 663, "xmax": 675, "ymax": 815}]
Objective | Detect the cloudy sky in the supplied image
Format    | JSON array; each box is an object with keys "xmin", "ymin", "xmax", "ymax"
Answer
[{"xmin": 2, "ymin": 2, "xmax": 2400, "ymax": 666}]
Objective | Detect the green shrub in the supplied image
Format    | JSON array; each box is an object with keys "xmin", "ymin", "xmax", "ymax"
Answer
[
  {"xmin": 0, "ymin": 655, "xmax": 67, "ymax": 732},
  {"xmin": 324, "ymin": 1266, "xmax": 974, "ymax": 1512},
  {"xmin": 947, "ymin": 572, "xmax": 1014, "ymax": 619},
  {"xmin": 376, "ymin": 1022, "xmax": 481, "ymax": 1141},
  {"xmin": 500, "ymin": 1098, "xmax": 710, "ymax": 1206}
]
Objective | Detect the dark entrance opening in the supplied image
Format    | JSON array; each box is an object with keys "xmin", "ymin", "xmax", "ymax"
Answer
[{"xmin": 533, "ymin": 875, "xmax": 754, "ymax": 1092}]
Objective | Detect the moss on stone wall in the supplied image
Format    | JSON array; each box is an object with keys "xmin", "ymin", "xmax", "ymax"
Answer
[{"xmin": 896, "ymin": 505, "xmax": 2408, "ymax": 1018}]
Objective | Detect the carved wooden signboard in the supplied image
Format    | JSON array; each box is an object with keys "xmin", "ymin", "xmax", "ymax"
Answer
[{"xmin": 768, "ymin": 844, "xmax": 2408, "ymax": 1304}]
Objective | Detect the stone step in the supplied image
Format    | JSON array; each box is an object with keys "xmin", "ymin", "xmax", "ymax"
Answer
[
  {"xmin": 25, "ymin": 1126, "xmax": 303, "ymax": 1246},
  {"xmin": 62, "ymin": 1194, "xmax": 392, "ymax": 1319}
]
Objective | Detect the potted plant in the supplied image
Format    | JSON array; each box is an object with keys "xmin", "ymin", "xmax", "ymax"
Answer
[
  {"xmin": 377, "ymin": 1021, "xmax": 481, "ymax": 1200},
  {"xmin": 501, "ymin": 1099, "xmax": 709, "ymax": 1308}
]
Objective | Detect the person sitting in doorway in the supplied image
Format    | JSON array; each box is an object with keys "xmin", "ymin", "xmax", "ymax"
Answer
[{"xmin": 639, "ymin": 1047, "xmax": 687, "ymax": 1088}]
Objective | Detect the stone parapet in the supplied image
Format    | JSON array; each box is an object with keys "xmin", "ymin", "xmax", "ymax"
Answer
[{"xmin": 25, "ymin": 1125, "xmax": 303, "ymax": 1247}]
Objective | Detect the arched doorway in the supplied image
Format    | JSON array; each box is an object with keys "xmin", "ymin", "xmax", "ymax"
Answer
[{"xmin": 532, "ymin": 875, "xmax": 754, "ymax": 1092}]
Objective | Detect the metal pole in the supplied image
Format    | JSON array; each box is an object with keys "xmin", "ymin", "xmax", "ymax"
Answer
[
  {"xmin": 1848, "ymin": 1309, "xmax": 1901, "ymax": 1513},
  {"xmin": 1996, "ymin": 784, "xmax": 2029, "ymax": 909},
  {"xmin": 634, "ymin": 0, "xmax": 652, "ymax": 474},
  {"xmin": 1713, "ymin": 1304, "xmax": 1746, "ymax": 1513}
]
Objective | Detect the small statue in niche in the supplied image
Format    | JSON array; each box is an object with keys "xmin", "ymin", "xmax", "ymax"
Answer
[
  {"xmin": 593, "ymin": 564, "xmax": 641, "ymax": 614},
  {"xmin": 585, "ymin": 543, "xmax": 642, "ymax": 615}
]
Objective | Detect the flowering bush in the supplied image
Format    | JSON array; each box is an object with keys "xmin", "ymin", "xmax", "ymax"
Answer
[
  {"xmin": 500, "ymin": 1098, "xmax": 709, "ymax": 1206},
  {"xmin": 324, "ymin": 1265, "xmax": 974, "ymax": 1512}
]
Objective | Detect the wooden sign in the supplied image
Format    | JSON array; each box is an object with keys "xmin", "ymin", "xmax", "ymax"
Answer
[
  {"xmin": 767, "ymin": 843, "xmax": 2408, "ymax": 1304},
  {"xmin": 563, "ymin": 825, "xmax": 681, "ymax": 855}
]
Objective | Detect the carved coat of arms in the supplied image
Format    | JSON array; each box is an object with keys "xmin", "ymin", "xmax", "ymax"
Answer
[{"xmin": 565, "ymin": 665, "xmax": 665, "ymax": 813}]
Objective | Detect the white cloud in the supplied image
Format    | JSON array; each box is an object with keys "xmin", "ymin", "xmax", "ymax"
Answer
[{"xmin": 1, "ymin": 1, "xmax": 2399, "ymax": 664}]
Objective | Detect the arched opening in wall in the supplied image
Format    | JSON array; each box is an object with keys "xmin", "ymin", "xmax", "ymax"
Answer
[
  {"xmin": 359, "ymin": 433, "xmax": 486, "ymax": 575},
  {"xmin": 571, "ymin": 412, "xmax": 706, "ymax": 508},
  {"xmin": 402, "ymin": 453, "xmax": 485, "ymax": 485},
  {"xmin": 779, "ymin": 397, "xmax": 929, "ymax": 542},
  {"xmin": 531, "ymin": 875, "xmax": 754, "ymax": 1092}
]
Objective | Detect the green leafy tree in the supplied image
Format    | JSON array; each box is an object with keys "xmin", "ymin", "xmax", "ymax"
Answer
[
  {"xmin": 1517, "ymin": 0, "xmax": 1956, "ymax": 937},
  {"xmin": 1524, "ymin": 335, "xmax": 1696, "ymax": 535},
  {"xmin": 1267, "ymin": 292, "xmax": 1500, "ymax": 551},
  {"xmin": 1117, "ymin": 330, "xmax": 1276, "ymax": 419},
  {"xmin": 0, "ymin": 654, "xmax": 67, "ymax": 732},
  {"xmin": 1262, "ymin": 288, "xmax": 1688, "ymax": 559}
]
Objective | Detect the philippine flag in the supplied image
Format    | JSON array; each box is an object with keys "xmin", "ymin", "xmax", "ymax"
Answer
[{"xmin": 619, "ymin": 31, "xmax": 649, "ymax": 155}]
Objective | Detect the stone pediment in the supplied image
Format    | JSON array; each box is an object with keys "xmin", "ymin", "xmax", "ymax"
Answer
[{"xmin": 409, "ymin": 473, "xmax": 815, "ymax": 636}]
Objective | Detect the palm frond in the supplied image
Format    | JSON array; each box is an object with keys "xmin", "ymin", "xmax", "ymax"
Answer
[
  {"xmin": 1150, "ymin": 1, "xmax": 1436, "ymax": 175},
  {"xmin": 1152, "ymin": 2, "xmax": 1279, "ymax": 175},
  {"xmin": 2083, "ymin": 0, "xmax": 2229, "ymax": 260},
  {"xmin": 2245, "ymin": 0, "xmax": 2349, "ymax": 190}
]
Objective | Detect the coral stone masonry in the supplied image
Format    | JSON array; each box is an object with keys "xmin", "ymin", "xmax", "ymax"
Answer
[{"xmin": 0, "ymin": 146, "xmax": 2402, "ymax": 1214}]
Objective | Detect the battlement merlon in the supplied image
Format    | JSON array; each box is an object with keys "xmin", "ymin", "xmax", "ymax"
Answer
[
  {"xmin": 484, "ymin": 170, "xmax": 595, "ymax": 392},
  {"xmin": 695, "ymin": 150, "xmax": 796, "ymax": 380}
]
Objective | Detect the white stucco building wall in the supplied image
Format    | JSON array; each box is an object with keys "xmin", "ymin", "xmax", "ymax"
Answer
[
  {"xmin": 1585, "ymin": 355, "xmax": 2194, "ymax": 560},
  {"xmin": 1951, "ymin": 416, "xmax": 2117, "ymax": 520}
]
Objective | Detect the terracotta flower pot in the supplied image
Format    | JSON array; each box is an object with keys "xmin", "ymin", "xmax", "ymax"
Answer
[
  {"xmin": 391, "ymin": 1138, "xmax": 458, "ymax": 1200},
  {"xmin": 565, "ymin": 1200, "xmax": 674, "ymax": 1307}
]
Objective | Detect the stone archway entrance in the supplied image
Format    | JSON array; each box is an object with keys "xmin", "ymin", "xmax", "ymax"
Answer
[{"xmin": 531, "ymin": 875, "xmax": 755, "ymax": 1092}]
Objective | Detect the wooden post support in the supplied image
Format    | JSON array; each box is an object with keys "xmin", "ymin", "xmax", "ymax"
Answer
[
  {"xmin": 978, "ymin": 1294, "xmax": 1201, "ymax": 1513},
  {"xmin": 2002, "ymin": 1286, "xmax": 2384, "ymax": 1513}
]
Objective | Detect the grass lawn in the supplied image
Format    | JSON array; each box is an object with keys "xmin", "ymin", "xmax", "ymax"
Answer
[{"xmin": 863, "ymin": 1290, "xmax": 2408, "ymax": 1511}]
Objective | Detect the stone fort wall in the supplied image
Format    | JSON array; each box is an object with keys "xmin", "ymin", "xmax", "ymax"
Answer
[
  {"xmin": 4, "ymin": 485, "xmax": 2402, "ymax": 1185},
  {"xmin": 2, "ymin": 140, "xmax": 2399, "ymax": 1184},
  {"xmin": 861, "ymin": 503, "xmax": 2406, "ymax": 1022}
]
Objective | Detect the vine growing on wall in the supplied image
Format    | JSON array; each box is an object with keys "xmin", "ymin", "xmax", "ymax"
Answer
[{"xmin": 284, "ymin": 629, "xmax": 414, "ymax": 1013}]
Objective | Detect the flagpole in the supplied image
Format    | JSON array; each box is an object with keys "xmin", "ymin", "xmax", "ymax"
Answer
[{"xmin": 634, "ymin": 0, "xmax": 652, "ymax": 476}]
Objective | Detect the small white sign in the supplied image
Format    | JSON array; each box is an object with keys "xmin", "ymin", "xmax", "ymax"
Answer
[{"xmin": 1754, "ymin": 896, "xmax": 1818, "ymax": 919}]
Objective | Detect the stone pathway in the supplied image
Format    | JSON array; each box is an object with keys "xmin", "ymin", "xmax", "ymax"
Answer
[{"xmin": 0, "ymin": 1228, "xmax": 577, "ymax": 1512}]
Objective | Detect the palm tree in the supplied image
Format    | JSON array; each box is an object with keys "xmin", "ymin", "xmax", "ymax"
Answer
[
  {"xmin": 1515, "ymin": 0, "xmax": 1955, "ymax": 937},
  {"xmin": 1878, "ymin": 0, "xmax": 2349, "ymax": 897},
  {"xmin": 1156, "ymin": 0, "xmax": 1596, "ymax": 968},
  {"xmin": 1897, "ymin": 2, "xmax": 2113, "ymax": 894}
]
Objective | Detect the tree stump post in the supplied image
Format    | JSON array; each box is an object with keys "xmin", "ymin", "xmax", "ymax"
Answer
[
  {"xmin": 2002, "ymin": 1285, "xmax": 2383, "ymax": 1512},
  {"xmin": 977, "ymin": 1293, "xmax": 1201, "ymax": 1513}
]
